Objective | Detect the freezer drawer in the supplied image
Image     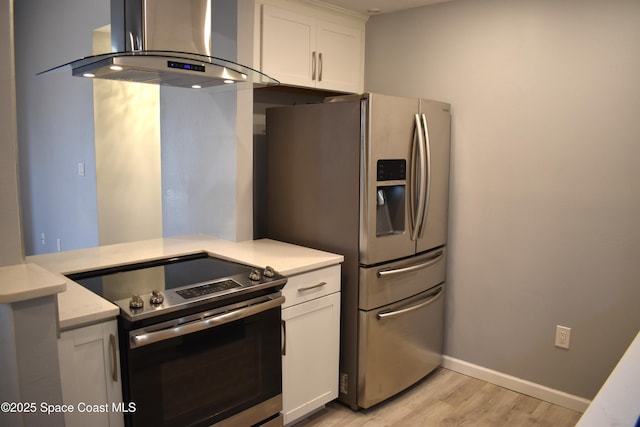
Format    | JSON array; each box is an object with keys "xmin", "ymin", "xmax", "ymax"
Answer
[
  {"xmin": 359, "ymin": 247, "xmax": 445, "ymax": 311},
  {"xmin": 357, "ymin": 284, "xmax": 445, "ymax": 409}
]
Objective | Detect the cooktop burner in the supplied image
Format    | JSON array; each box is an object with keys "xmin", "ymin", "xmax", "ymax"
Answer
[{"xmin": 66, "ymin": 252, "xmax": 286, "ymax": 322}]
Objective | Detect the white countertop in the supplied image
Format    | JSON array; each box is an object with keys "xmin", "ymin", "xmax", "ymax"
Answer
[
  {"xmin": 0, "ymin": 262, "xmax": 66, "ymax": 303},
  {"xmin": 576, "ymin": 331, "xmax": 640, "ymax": 426},
  {"xmin": 25, "ymin": 234, "xmax": 343, "ymax": 330}
]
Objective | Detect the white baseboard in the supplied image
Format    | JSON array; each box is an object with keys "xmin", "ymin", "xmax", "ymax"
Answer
[{"xmin": 442, "ymin": 355, "xmax": 591, "ymax": 413}]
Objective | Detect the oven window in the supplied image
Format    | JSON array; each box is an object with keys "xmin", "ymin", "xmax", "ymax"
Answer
[{"xmin": 122, "ymin": 307, "xmax": 281, "ymax": 427}]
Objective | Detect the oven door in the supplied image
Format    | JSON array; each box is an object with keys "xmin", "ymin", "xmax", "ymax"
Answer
[{"xmin": 121, "ymin": 293, "xmax": 285, "ymax": 427}]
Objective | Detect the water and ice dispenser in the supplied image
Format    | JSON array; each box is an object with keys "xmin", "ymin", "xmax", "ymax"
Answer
[{"xmin": 376, "ymin": 160, "xmax": 406, "ymax": 236}]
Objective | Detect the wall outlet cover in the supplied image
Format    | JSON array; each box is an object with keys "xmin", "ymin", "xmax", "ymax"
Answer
[{"xmin": 555, "ymin": 325, "xmax": 571, "ymax": 349}]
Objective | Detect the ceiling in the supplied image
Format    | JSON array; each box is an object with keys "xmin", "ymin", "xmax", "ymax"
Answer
[{"xmin": 317, "ymin": 0, "xmax": 453, "ymax": 16}]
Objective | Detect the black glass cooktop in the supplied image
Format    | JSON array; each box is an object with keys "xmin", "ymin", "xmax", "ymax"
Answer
[
  {"xmin": 65, "ymin": 252, "xmax": 286, "ymax": 322},
  {"xmin": 67, "ymin": 253, "xmax": 249, "ymax": 298}
]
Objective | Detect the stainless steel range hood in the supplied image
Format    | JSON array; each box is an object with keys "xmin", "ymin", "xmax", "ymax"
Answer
[{"xmin": 38, "ymin": 0, "xmax": 279, "ymax": 89}]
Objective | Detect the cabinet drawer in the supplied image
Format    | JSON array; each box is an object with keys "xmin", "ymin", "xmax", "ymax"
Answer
[{"xmin": 282, "ymin": 265, "xmax": 340, "ymax": 308}]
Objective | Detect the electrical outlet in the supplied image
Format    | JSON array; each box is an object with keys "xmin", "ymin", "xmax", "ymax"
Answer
[{"xmin": 555, "ymin": 325, "xmax": 571, "ymax": 349}]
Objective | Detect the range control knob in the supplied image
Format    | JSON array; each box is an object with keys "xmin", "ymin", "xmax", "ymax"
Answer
[
  {"xmin": 263, "ymin": 266, "xmax": 276, "ymax": 278},
  {"xmin": 130, "ymin": 294, "xmax": 144, "ymax": 309},
  {"xmin": 150, "ymin": 290, "xmax": 164, "ymax": 305},
  {"xmin": 249, "ymin": 269, "xmax": 261, "ymax": 281}
]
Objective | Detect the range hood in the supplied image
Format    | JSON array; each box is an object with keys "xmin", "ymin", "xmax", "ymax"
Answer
[{"xmin": 38, "ymin": 0, "xmax": 279, "ymax": 89}]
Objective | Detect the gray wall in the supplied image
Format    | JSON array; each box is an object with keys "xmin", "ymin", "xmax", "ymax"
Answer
[
  {"xmin": 14, "ymin": 0, "xmax": 106, "ymax": 255},
  {"xmin": 0, "ymin": 0, "xmax": 23, "ymax": 266},
  {"xmin": 365, "ymin": 0, "xmax": 640, "ymax": 398},
  {"xmin": 161, "ymin": 87, "xmax": 239, "ymax": 240}
]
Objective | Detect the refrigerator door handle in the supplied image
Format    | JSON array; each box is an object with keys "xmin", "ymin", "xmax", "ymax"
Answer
[
  {"xmin": 409, "ymin": 116, "xmax": 418, "ymax": 236},
  {"xmin": 419, "ymin": 113, "xmax": 432, "ymax": 238},
  {"xmin": 376, "ymin": 285, "xmax": 444, "ymax": 320},
  {"xmin": 410, "ymin": 114, "xmax": 427, "ymax": 241},
  {"xmin": 376, "ymin": 250, "xmax": 444, "ymax": 278}
]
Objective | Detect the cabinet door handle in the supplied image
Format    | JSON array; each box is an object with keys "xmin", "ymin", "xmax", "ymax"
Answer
[
  {"xmin": 312, "ymin": 51, "xmax": 317, "ymax": 81},
  {"xmin": 298, "ymin": 281, "xmax": 327, "ymax": 292},
  {"xmin": 318, "ymin": 52, "xmax": 323, "ymax": 81},
  {"xmin": 281, "ymin": 319, "xmax": 287, "ymax": 356},
  {"xmin": 109, "ymin": 333, "xmax": 118, "ymax": 383}
]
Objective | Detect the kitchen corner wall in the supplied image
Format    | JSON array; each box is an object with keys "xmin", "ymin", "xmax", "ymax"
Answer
[
  {"xmin": 365, "ymin": 0, "xmax": 640, "ymax": 399},
  {"xmin": 0, "ymin": 0, "xmax": 23, "ymax": 266}
]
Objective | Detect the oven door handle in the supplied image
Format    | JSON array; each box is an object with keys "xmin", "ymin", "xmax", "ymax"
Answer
[{"xmin": 130, "ymin": 295, "xmax": 285, "ymax": 349}]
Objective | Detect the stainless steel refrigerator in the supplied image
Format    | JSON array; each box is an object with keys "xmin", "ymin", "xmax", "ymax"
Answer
[{"xmin": 265, "ymin": 93, "xmax": 451, "ymax": 410}]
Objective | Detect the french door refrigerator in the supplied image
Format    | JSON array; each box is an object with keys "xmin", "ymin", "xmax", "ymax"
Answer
[{"xmin": 265, "ymin": 93, "xmax": 451, "ymax": 410}]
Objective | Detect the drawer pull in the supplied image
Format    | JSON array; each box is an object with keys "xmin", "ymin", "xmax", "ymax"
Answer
[{"xmin": 298, "ymin": 281, "xmax": 327, "ymax": 292}]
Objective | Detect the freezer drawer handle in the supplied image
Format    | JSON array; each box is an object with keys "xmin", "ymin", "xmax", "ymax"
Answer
[
  {"xmin": 376, "ymin": 285, "xmax": 444, "ymax": 320},
  {"xmin": 298, "ymin": 281, "xmax": 327, "ymax": 292},
  {"xmin": 377, "ymin": 250, "xmax": 444, "ymax": 278}
]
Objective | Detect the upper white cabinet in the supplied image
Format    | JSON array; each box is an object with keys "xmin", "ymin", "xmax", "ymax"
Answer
[{"xmin": 260, "ymin": 3, "xmax": 365, "ymax": 93}]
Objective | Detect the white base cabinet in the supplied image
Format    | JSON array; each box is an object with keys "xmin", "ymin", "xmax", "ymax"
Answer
[
  {"xmin": 281, "ymin": 265, "xmax": 341, "ymax": 425},
  {"xmin": 58, "ymin": 320, "xmax": 123, "ymax": 427}
]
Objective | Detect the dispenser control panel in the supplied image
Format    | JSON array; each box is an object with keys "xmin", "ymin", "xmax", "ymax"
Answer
[{"xmin": 377, "ymin": 159, "xmax": 406, "ymax": 181}]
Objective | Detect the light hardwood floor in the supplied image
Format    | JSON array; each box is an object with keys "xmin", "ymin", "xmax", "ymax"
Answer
[{"xmin": 293, "ymin": 368, "xmax": 583, "ymax": 427}]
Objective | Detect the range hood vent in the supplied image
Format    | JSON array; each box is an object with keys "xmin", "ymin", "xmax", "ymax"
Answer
[{"xmin": 38, "ymin": 0, "xmax": 279, "ymax": 89}]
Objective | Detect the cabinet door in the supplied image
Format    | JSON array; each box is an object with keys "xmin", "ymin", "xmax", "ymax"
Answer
[
  {"xmin": 58, "ymin": 320, "xmax": 123, "ymax": 427},
  {"xmin": 316, "ymin": 20, "xmax": 363, "ymax": 93},
  {"xmin": 262, "ymin": 4, "xmax": 316, "ymax": 87},
  {"xmin": 282, "ymin": 292, "xmax": 341, "ymax": 425}
]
